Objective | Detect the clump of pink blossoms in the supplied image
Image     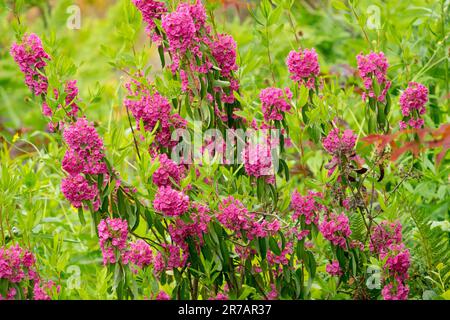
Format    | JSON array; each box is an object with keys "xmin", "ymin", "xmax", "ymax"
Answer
[
  {"xmin": 153, "ymin": 244, "xmax": 188, "ymax": 272},
  {"xmin": 323, "ymin": 128, "xmax": 357, "ymax": 156},
  {"xmin": 97, "ymin": 218, "xmax": 129, "ymax": 265},
  {"xmin": 155, "ymin": 290, "xmax": 171, "ymax": 300},
  {"xmin": 0, "ymin": 244, "xmax": 58, "ymax": 300},
  {"xmin": 211, "ymin": 34, "xmax": 238, "ymax": 78},
  {"xmin": 319, "ymin": 212, "xmax": 352, "ymax": 248},
  {"xmin": 217, "ymin": 196, "xmax": 279, "ymax": 240},
  {"xmin": 322, "ymin": 128, "xmax": 360, "ymax": 175},
  {"xmin": 162, "ymin": 5, "xmax": 196, "ymax": 55},
  {"xmin": 399, "ymin": 82, "xmax": 428, "ymax": 129},
  {"xmin": 62, "ymin": 117, "xmax": 107, "ymax": 176},
  {"xmin": 356, "ymin": 51, "xmax": 391, "ymax": 102},
  {"xmin": 152, "ymin": 153, "xmax": 184, "ymax": 187},
  {"xmin": 242, "ymin": 141, "xmax": 274, "ymax": 178},
  {"xmin": 124, "ymin": 82, "xmax": 187, "ymax": 150},
  {"xmin": 168, "ymin": 204, "xmax": 211, "ymax": 250},
  {"xmin": 291, "ymin": 190, "xmax": 326, "ymax": 225},
  {"xmin": 259, "ymin": 87, "xmax": 292, "ymax": 122},
  {"xmin": 61, "ymin": 174, "xmax": 100, "ymax": 210},
  {"xmin": 286, "ymin": 48, "xmax": 320, "ymax": 89},
  {"xmin": 326, "ymin": 260, "xmax": 342, "ymax": 276},
  {"xmin": 267, "ymin": 241, "xmax": 293, "ymax": 266},
  {"xmin": 10, "ymin": 33, "xmax": 50, "ymax": 96},
  {"xmin": 122, "ymin": 240, "xmax": 153, "ymax": 270},
  {"xmin": 33, "ymin": 280, "xmax": 59, "ymax": 300},
  {"xmin": 369, "ymin": 220, "xmax": 402, "ymax": 254},
  {"xmin": 0, "ymin": 244, "xmax": 36, "ymax": 284},
  {"xmin": 153, "ymin": 186, "xmax": 190, "ymax": 217},
  {"xmin": 370, "ymin": 220, "xmax": 410, "ymax": 300},
  {"xmin": 132, "ymin": 0, "xmax": 167, "ymax": 41}
]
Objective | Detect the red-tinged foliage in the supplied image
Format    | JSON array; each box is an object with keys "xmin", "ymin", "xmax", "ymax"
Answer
[{"xmin": 362, "ymin": 123, "xmax": 450, "ymax": 164}]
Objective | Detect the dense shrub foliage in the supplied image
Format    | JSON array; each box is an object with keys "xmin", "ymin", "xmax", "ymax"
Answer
[{"xmin": 0, "ymin": 0, "xmax": 449, "ymax": 300}]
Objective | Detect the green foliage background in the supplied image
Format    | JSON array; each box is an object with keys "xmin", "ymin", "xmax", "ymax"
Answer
[{"xmin": 0, "ymin": 0, "xmax": 448, "ymax": 299}]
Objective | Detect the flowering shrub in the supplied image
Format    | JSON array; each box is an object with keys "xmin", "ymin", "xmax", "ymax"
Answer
[{"xmin": 2, "ymin": 0, "xmax": 449, "ymax": 301}]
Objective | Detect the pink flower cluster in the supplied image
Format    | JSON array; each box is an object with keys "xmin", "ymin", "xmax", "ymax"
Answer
[
  {"xmin": 42, "ymin": 80, "xmax": 80, "ymax": 119},
  {"xmin": 62, "ymin": 119, "xmax": 106, "ymax": 177},
  {"xmin": 326, "ymin": 260, "xmax": 342, "ymax": 276},
  {"xmin": 0, "ymin": 244, "xmax": 36, "ymax": 284},
  {"xmin": 217, "ymin": 196, "xmax": 280, "ymax": 240},
  {"xmin": 0, "ymin": 244, "xmax": 58, "ymax": 300},
  {"xmin": 61, "ymin": 174, "xmax": 100, "ymax": 210},
  {"xmin": 168, "ymin": 204, "xmax": 211, "ymax": 250},
  {"xmin": 381, "ymin": 244, "xmax": 410, "ymax": 300},
  {"xmin": 369, "ymin": 220, "xmax": 402, "ymax": 254},
  {"xmin": 211, "ymin": 34, "xmax": 238, "ymax": 78},
  {"xmin": 381, "ymin": 279, "xmax": 409, "ymax": 300},
  {"xmin": 10, "ymin": 33, "xmax": 50, "ymax": 96},
  {"xmin": 267, "ymin": 241, "xmax": 293, "ymax": 266},
  {"xmin": 124, "ymin": 83, "xmax": 186, "ymax": 150},
  {"xmin": 356, "ymin": 51, "xmax": 391, "ymax": 102},
  {"xmin": 399, "ymin": 82, "xmax": 428, "ymax": 129},
  {"xmin": 162, "ymin": 6, "xmax": 196, "ymax": 55},
  {"xmin": 97, "ymin": 218, "xmax": 129, "ymax": 265},
  {"xmin": 33, "ymin": 280, "xmax": 59, "ymax": 300},
  {"xmin": 242, "ymin": 142, "xmax": 274, "ymax": 178},
  {"xmin": 370, "ymin": 221, "xmax": 410, "ymax": 300},
  {"xmin": 123, "ymin": 240, "xmax": 153, "ymax": 269},
  {"xmin": 152, "ymin": 153, "xmax": 184, "ymax": 187},
  {"xmin": 60, "ymin": 118, "xmax": 107, "ymax": 209},
  {"xmin": 132, "ymin": 0, "xmax": 167, "ymax": 41},
  {"xmin": 286, "ymin": 48, "xmax": 320, "ymax": 89},
  {"xmin": 319, "ymin": 212, "xmax": 352, "ymax": 248},
  {"xmin": 155, "ymin": 290, "xmax": 171, "ymax": 300},
  {"xmin": 153, "ymin": 186, "xmax": 190, "ymax": 217},
  {"xmin": 259, "ymin": 87, "xmax": 292, "ymax": 122},
  {"xmin": 322, "ymin": 128, "xmax": 360, "ymax": 175},
  {"xmin": 291, "ymin": 190, "xmax": 326, "ymax": 225},
  {"xmin": 153, "ymin": 244, "xmax": 188, "ymax": 272},
  {"xmin": 322, "ymin": 128, "xmax": 357, "ymax": 156}
]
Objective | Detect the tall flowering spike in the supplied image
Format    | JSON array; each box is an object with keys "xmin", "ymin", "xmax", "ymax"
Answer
[
  {"xmin": 10, "ymin": 33, "xmax": 50, "ymax": 96},
  {"xmin": 161, "ymin": 5, "xmax": 196, "ymax": 54},
  {"xmin": 97, "ymin": 218, "xmax": 128, "ymax": 265},
  {"xmin": 370, "ymin": 220, "xmax": 410, "ymax": 300},
  {"xmin": 132, "ymin": 0, "xmax": 167, "ymax": 40},
  {"xmin": 399, "ymin": 82, "xmax": 428, "ymax": 129},
  {"xmin": 356, "ymin": 51, "xmax": 391, "ymax": 102},
  {"xmin": 260, "ymin": 87, "xmax": 292, "ymax": 122},
  {"xmin": 61, "ymin": 174, "xmax": 100, "ymax": 210},
  {"xmin": 319, "ymin": 212, "xmax": 352, "ymax": 248},
  {"xmin": 286, "ymin": 48, "xmax": 320, "ymax": 89},
  {"xmin": 211, "ymin": 34, "xmax": 238, "ymax": 78},
  {"xmin": 153, "ymin": 186, "xmax": 189, "ymax": 217},
  {"xmin": 291, "ymin": 190, "xmax": 325, "ymax": 225}
]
